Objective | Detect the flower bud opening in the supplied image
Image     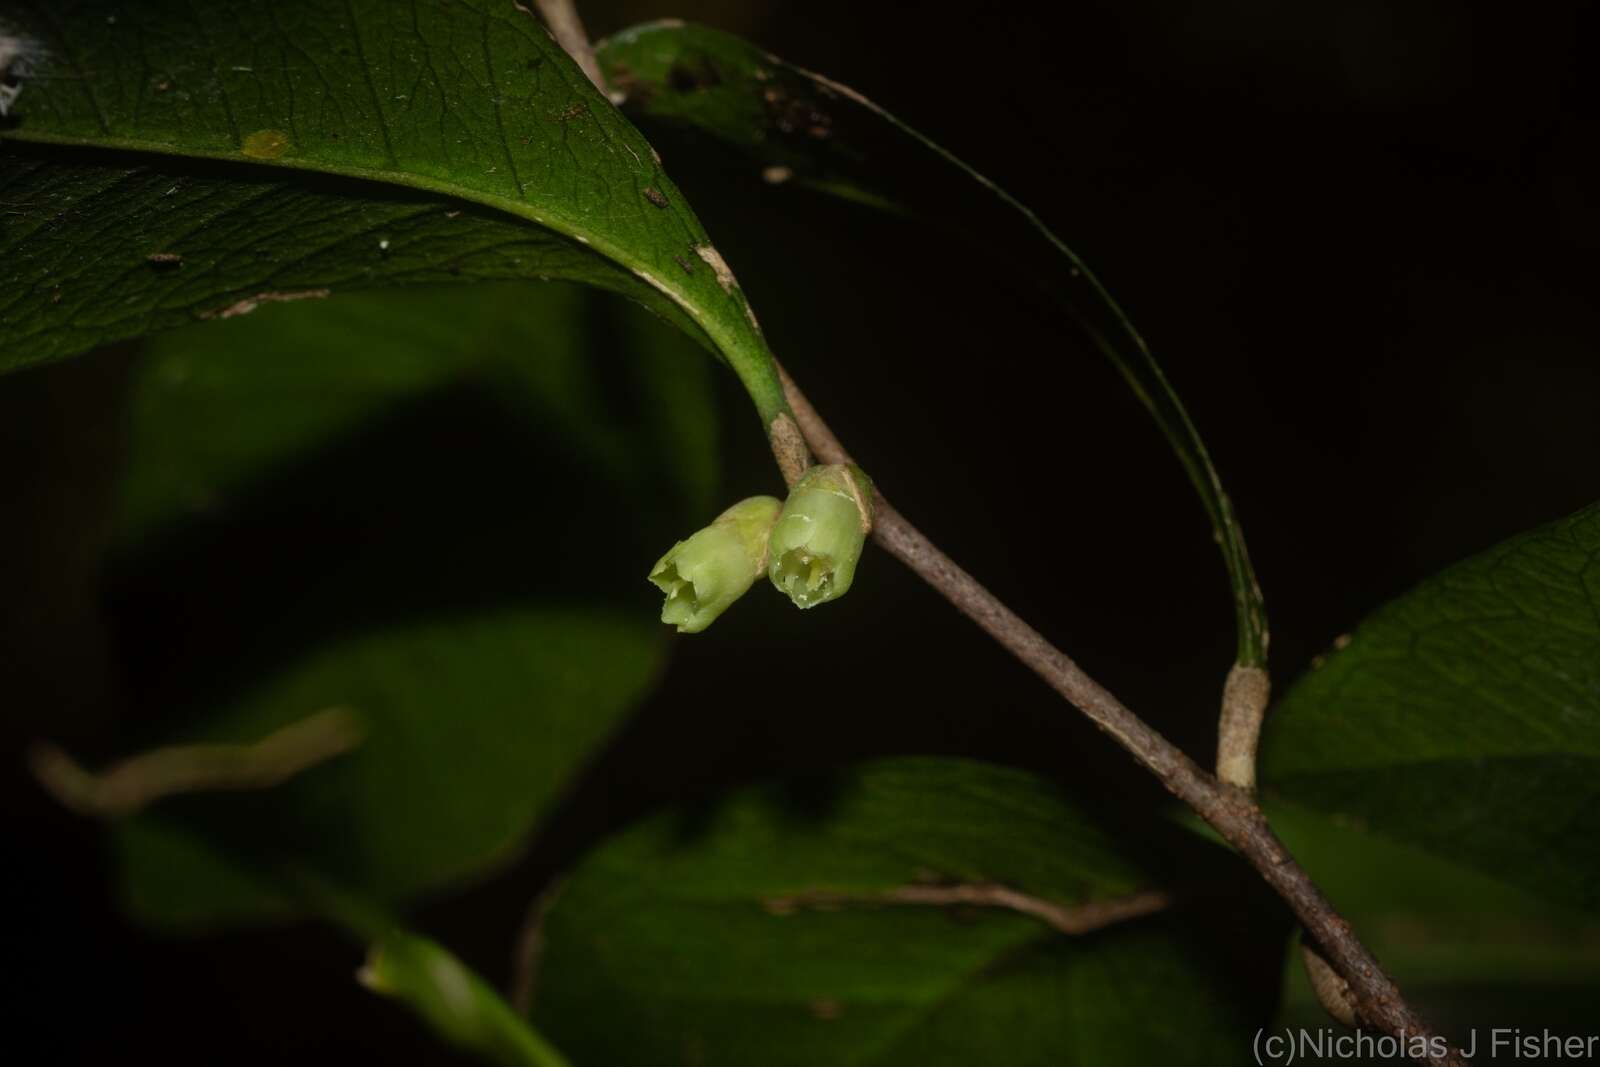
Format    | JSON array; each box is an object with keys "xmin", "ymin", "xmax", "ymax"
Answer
[
  {"xmin": 768, "ymin": 464, "xmax": 873, "ymax": 610},
  {"xmin": 649, "ymin": 495, "xmax": 783, "ymax": 633}
]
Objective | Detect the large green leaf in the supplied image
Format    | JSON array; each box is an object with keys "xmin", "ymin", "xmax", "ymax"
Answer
[
  {"xmin": 0, "ymin": 0, "xmax": 786, "ymax": 426},
  {"xmin": 1260, "ymin": 502, "xmax": 1600, "ymax": 910},
  {"xmin": 99, "ymin": 282, "xmax": 714, "ymax": 928},
  {"xmin": 529, "ymin": 757, "xmax": 1288, "ymax": 1066},
  {"xmin": 595, "ymin": 21, "xmax": 1268, "ymax": 667}
]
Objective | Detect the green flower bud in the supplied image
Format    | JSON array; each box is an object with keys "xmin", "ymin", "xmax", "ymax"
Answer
[
  {"xmin": 768, "ymin": 464, "xmax": 874, "ymax": 609},
  {"xmin": 650, "ymin": 495, "xmax": 784, "ymax": 633}
]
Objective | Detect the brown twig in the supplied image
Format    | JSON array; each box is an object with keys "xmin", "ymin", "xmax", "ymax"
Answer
[
  {"xmin": 29, "ymin": 707, "xmax": 364, "ymax": 818},
  {"xmin": 775, "ymin": 362, "xmax": 1466, "ymax": 1066}
]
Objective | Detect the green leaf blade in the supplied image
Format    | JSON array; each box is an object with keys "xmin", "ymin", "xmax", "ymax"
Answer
[
  {"xmin": 530, "ymin": 757, "xmax": 1288, "ymax": 1066},
  {"xmin": 1261, "ymin": 502, "xmax": 1600, "ymax": 909},
  {"xmin": 1, "ymin": 0, "xmax": 786, "ymax": 425},
  {"xmin": 0, "ymin": 149, "xmax": 700, "ymax": 372}
]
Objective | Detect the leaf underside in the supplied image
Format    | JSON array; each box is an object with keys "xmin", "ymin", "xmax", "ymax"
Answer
[{"xmin": 0, "ymin": 147, "xmax": 707, "ymax": 370}]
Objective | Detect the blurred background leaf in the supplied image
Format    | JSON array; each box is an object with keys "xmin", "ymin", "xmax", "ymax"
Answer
[
  {"xmin": 1261, "ymin": 502, "xmax": 1600, "ymax": 911},
  {"xmin": 530, "ymin": 757, "xmax": 1289, "ymax": 1067},
  {"xmin": 360, "ymin": 927, "xmax": 574, "ymax": 1067},
  {"xmin": 64, "ymin": 281, "xmax": 719, "ymax": 928}
]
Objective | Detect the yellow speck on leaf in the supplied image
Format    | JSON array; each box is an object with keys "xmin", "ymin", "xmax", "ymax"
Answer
[{"xmin": 241, "ymin": 129, "xmax": 291, "ymax": 160}]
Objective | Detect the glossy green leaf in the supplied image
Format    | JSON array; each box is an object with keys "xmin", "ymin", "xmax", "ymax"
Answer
[
  {"xmin": 0, "ymin": 148, "xmax": 707, "ymax": 373},
  {"xmin": 0, "ymin": 0, "xmax": 787, "ymax": 427},
  {"xmin": 103, "ymin": 283, "xmax": 714, "ymax": 928},
  {"xmin": 1261, "ymin": 502, "xmax": 1600, "ymax": 911},
  {"xmin": 595, "ymin": 21, "xmax": 1268, "ymax": 667},
  {"xmin": 530, "ymin": 757, "xmax": 1289, "ymax": 1066}
]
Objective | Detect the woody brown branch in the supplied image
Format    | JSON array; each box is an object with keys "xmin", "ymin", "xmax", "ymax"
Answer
[{"xmin": 775, "ymin": 362, "xmax": 1466, "ymax": 1067}]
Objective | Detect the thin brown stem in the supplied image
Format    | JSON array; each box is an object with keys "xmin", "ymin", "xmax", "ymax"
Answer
[{"xmin": 777, "ymin": 362, "xmax": 1466, "ymax": 1066}]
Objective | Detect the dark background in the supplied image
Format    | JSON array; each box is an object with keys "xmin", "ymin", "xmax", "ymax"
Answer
[{"xmin": 5, "ymin": 0, "xmax": 1597, "ymax": 1060}]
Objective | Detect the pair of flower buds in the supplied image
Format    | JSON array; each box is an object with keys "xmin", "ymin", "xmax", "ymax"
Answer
[{"xmin": 649, "ymin": 463, "xmax": 874, "ymax": 632}]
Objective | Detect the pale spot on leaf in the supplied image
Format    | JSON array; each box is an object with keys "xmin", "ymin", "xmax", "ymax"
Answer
[{"xmin": 241, "ymin": 129, "xmax": 291, "ymax": 159}]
